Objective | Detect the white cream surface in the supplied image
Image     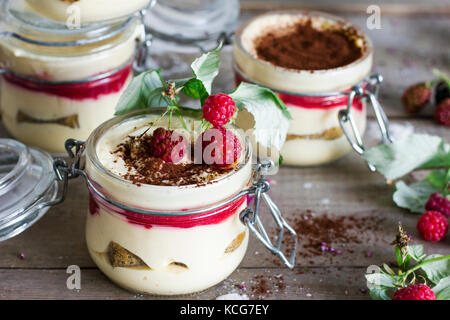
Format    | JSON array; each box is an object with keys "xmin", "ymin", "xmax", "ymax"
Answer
[{"xmin": 25, "ymin": 0, "xmax": 151, "ymax": 23}]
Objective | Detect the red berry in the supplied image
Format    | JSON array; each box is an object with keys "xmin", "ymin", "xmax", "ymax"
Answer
[
  {"xmin": 401, "ymin": 83, "xmax": 431, "ymax": 114},
  {"xmin": 196, "ymin": 127, "xmax": 242, "ymax": 168},
  {"xmin": 149, "ymin": 127, "xmax": 186, "ymax": 163},
  {"xmin": 434, "ymin": 98, "xmax": 450, "ymax": 126},
  {"xmin": 425, "ymin": 193, "xmax": 450, "ymax": 218},
  {"xmin": 393, "ymin": 284, "xmax": 436, "ymax": 300},
  {"xmin": 417, "ymin": 211, "xmax": 448, "ymax": 242},
  {"xmin": 202, "ymin": 93, "xmax": 236, "ymax": 127}
]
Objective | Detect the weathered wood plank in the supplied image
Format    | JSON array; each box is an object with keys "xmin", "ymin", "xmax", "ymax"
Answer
[
  {"xmin": 240, "ymin": 1, "xmax": 450, "ymax": 15},
  {"xmin": 0, "ymin": 267, "xmax": 370, "ymax": 300}
]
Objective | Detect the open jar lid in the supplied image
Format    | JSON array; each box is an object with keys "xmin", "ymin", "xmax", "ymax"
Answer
[
  {"xmin": 144, "ymin": 0, "xmax": 239, "ymax": 52},
  {"xmin": 0, "ymin": 139, "xmax": 58, "ymax": 242}
]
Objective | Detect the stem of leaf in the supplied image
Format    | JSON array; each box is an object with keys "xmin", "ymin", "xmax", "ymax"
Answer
[{"xmin": 402, "ymin": 255, "xmax": 450, "ymax": 281}]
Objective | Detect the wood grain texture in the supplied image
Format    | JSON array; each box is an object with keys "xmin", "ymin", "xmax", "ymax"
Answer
[{"xmin": 241, "ymin": 0, "xmax": 450, "ymax": 15}]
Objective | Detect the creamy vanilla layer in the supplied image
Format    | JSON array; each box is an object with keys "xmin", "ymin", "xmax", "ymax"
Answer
[
  {"xmin": 282, "ymin": 104, "xmax": 367, "ymax": 166},
  {"xmin": 0, "ymin": 76, "xmax": 131, "ymax": 154},
  {"xmin": 0, "ymin": 21, "xmax": 142, "ymax": 82},
  {"xmin": 25, "ymin": 0, "xmax": 150, "ymax": 23},
  {"xmin": 233, "ymin": 12, "xmax": 373, "ymax": 93},
  {"xmin": 88, "ymin": 114, "xmax": 252, "ymax": 210},
  {"xmin": 86, "ymin": 203, "xmax": 248, "ymax": 295}
]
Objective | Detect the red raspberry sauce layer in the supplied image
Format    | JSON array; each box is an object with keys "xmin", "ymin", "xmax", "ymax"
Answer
[
  {"xmin": 2, "ymin": 63, "xmax": 133, "ymax": 101},
  {"xmin": 89, "ymin": 187, "xmax": 246, "ymax": 229},
  {"xmin": 234, "ymin": 69, "xmax": 363, "ymax": 111}
]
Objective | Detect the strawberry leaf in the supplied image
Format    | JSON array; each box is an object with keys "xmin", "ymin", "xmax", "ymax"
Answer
[
  {"xmin": 181, "ymin": 78, "xmax": 209, "ymax": 106},
  {"xmin": 432, "ymin": 276, "xmax": 450, "ymax": 300},
  {"xmin": 363, "ymin": 134, "xmax": 450, "ymax": 180},
  {"xmin": 115, "ymin": 70, "xmax": 167, "ymax": 115},
  {"xmin": 420, "ymin": 254, "xmax": 450, "ymax": 284},
  {"xmin": 393, "ymin": 180, "xmax": 440, "ymax": 213},
  {"xmin": 190, "ymin": 43, "xmax": 222, "ymax": 94},
  {"xmin": 231, "ymin": 82, "xmax": 291, "ymax": 151},
  {"xmin": 408, "ymin": 245, "xmax": 427, "ymax": 262}
]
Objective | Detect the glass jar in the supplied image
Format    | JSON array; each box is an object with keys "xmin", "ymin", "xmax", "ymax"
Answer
[
  {"xmin": 84, "ymin": 110, "xmax": 253, "ymax": 295},
  {"xmin": 0, "ymin": 109, "xmax": 297, "ymax": 296},
  {"xmin": 0, "ymin": 0, "xmax": 148, "ymax": 154},
  {"xmin": 233, "ymin": 11, "xmax": 389, "ymax": 167}
]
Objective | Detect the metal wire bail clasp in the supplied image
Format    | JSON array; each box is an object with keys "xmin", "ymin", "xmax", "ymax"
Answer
[
  {"xmin": 240, "ymin": 159, "xmax": 297, "ymax": 269},
  {"xmin": 46, "ymin": 140, "xmax": 86, "ymax": 207},
  {"xmin": 338, "ymin": 74, "xmax": 393, "ymax": 171}
]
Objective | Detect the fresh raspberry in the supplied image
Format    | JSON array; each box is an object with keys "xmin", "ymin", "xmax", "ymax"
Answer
[
  {"xmin": 393, "ymin": 284, "xmax": 436, "ymax": 300},
  {"xmin": 401, "ymin": 83, "xmax": 431, "ymax": 114},
  {"xmin": 202, "ymin": 93, "xmax": 236, "ymax": 127},
  {"xmin": 434, "ymin": 98, "xmax": 450, "ymax": 126},
  {"xmin": 149, "ymin": 127, "xmax": 186, "ymax": 163},
  {"xmin": 196, "ymin": 127, "xmax": 242, "ymax": 168},
  {"xmin": 425, "ymin": 193, "xmax": 450, "ymax": 218},
  {"xmin": 417, "ymin": 211, "xmax": 448, "ymax": 242}
]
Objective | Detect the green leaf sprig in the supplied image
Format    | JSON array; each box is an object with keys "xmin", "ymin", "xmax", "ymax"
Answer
[
  {"xmin": 366, "ymin": 224, "xmax": 450, "ymax": 300},
  {"xmin": 363, "ymin": 134, "xmax": 450, "ymax": 213},
  {"xmin": 114, "ymin": 43, "xmax": 291, "ymax": 152}
]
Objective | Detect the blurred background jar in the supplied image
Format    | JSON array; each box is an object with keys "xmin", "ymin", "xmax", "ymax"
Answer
[{"xmin": 0, "ymin": 0, "xmax": 149, "ymax": 154}]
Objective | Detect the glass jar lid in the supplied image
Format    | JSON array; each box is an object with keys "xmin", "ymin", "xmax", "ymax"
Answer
[
  {"xmin": 144, "ymin": 0, "xmax": 239, "ymax": 52},
  {"xmin": 0, "ymin": 139, "xmax": 58, "ymax": 242},
  {"xmin": 0, "ymin": 0, "xmax": 145, "ymax": 47}
]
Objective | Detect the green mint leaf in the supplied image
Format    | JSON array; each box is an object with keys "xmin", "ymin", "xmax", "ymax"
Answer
[
  {"xmin": 147, "ymin": 87, "xmax": 173, "ymax": 107},
  {"xmin": 432, "ymin": 276, "xmax": 450, "ymax": 300},
  {"xmin": 366, "ymin": 272, "xmax": 397, "ymax": 288},
  {"xmin": 190, "ymin": 43, "xmax": 222, "ymax": 94},
  {"xmin": 420, "ymin": 139, "xmax": 450, "ymax": 170},
  {"xmin": 369, "ymin": 287, "xmax": 392, "ymax": 300},
  {"xmin": 408, "ymin": 245, "xmax": 426, "ymax": 262},
  {"xmin": 115, "ymin": 70, "xmax": 166, "ymax": 115},
  {"xmin": 393, "ymin": 180, "xmax": 440, "ymax": 213},
  {"xmin": 279, "ymin": 154, "xmax": 284, "ymax": 166},
  {"xmin": 427, "ymin": 169, "xmax": 450, "ymax": 190},
  {"xmin": 181, "ymin": 78, "xmax": 209, "ymax": 106},
  {"xmin": 362, "ymin": 134, "xmax": 450, "ymax": 180},
  {"xmin": 420, "ymin": 254, "xmax": 450, "ymax": 284},
  {"xmin": 366, "ymin": 272, "xmax": 396, "ymax": 300},
  {"xmin": 231, "ymin": 82, "xmax": 291, "ymax": 151}
]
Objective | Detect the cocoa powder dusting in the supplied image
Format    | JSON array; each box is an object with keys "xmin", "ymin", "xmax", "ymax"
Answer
[
  {"xmin": 291, "ymin": 210, "xmax": 385, "ymax": 259},
  {"xmin": 267, "ymin": 210, "xmax": 386, "ymax": 266},
  {"xmin": 255, "ymin": 20, "xmax": 364, "ymax": 70},
  {"xmin": 113, "ymin": 134, "xmax": 232, "ymax": 186}
]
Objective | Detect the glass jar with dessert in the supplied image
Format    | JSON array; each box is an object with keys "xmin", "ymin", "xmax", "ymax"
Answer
[
  {"xmin": 233, "ymin": 10, "xmax": 392, "ymax": 168},
  {"xmin": 0, "ymin": 46, "xmax": 296, "ymax": 295},
  {"xmin": 0, "ymin": 0, "xmax": 153, "ymax": 154}
]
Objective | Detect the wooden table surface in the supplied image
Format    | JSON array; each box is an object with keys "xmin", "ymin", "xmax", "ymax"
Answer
[{"xmin": 0, "ymin": 1, "xmax": 449, "ymax": 300}]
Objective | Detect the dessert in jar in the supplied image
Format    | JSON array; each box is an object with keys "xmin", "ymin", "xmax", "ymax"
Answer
[
  {"xmin": 25, "ymin": 0, "xmax": 153, "ymax": 24},
  {"xmin": 233, "ymin": 11, "xmax": 373, "ymax": 166},
  {"xmin": 0, "ymin": 1, "xmax": 146, "ymax": 153},
  {"xmin": 84, "ymin": 111, "xmax": 253, "ymax": 295}
]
